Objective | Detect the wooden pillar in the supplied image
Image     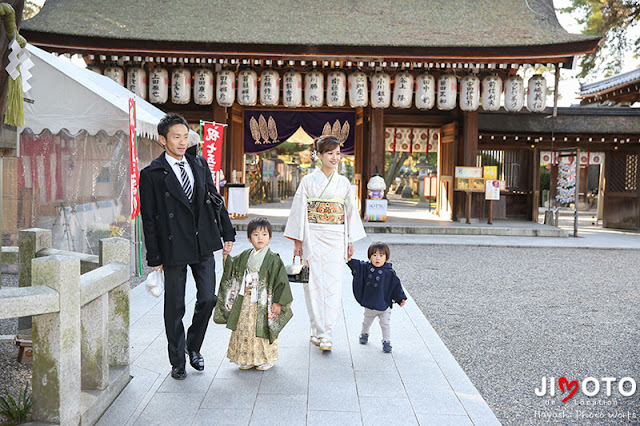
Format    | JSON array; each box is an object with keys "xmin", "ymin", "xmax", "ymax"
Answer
[
  {"xmin": 354, "ymin": 108, "xmax": 365, "ymax": 213},
  {"xmin": 368, "ymin": 108, "xmax": 385, "ymax": 178},
  {"xmin": 532, "ymin": 148, "xmax": 540, "ymax": 222},
  {"xmin": 228, "ymin": 104, "xmax": 245, "ymax": 183},
  {"xmin": 462, "ymin": 111, "xmax": 478, "ymax": 166}
]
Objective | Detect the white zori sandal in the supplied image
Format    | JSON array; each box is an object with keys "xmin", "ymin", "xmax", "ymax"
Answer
[
  {"xmin": 256, "ymin": 362, "xmax": 274, "ymax": 371},
  {"xmin": 319, "ymin": 339, "xmax": 332, "ymax": 351},
  {"xmin": 310, "ymin": 336, "xmax": 321, "ymax": 346}
]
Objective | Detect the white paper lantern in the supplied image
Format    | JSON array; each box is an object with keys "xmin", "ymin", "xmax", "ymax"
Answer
[
  {"xmin": 237, "ymin": 69, "xmax": 258, "ymax": 106},
  {"xmin": 437, "ymin": 74, "xmax": 457, "ymax": 111},
  {"xmin": 415, "ymin": 73, "xmax": 435, "ymax": 110},
  {"xmin": 193, "ymin": 68, "xmax": 214, "ymax": 105},
  {"xmin": 260, "ymin": 69, "xmax": 280, "ymax": 106},
  {"xmin": 482, "ymin": 74, "xmax": 502, "ymax": 111},
  {"xmin": 348, "ymin": 71, "xmax": 368, "ymax": 107},
  {"xmin": 370, "ymin": 72, "xmax": 391, "ymax": 108},
  {"xmin": 87, "ymin": 66, "xmax": 101, "ymax": 74},
  {"xmin": 283, "ymin": 71, "xmax": 303, "ymax": 107},
  {"xmin": 527, "ymin": 74, "xmax": 547, "ymax": 113},
  {"xmin": 326, "ymin": 71, "xmax": 346, "ymax": 107},
  {"xmin": 127, "ymin": 67, "xmax": 147, "ymax": 99},
  {"xmin": 504, "ymin": 75, "xmax": 524, "ymax": 112},
  {"xmin": 305, "ymin": 70, "xmax": 324, "ymax": 107},
  {"xmin": 216, "ymin": 69, "xmax": 236, "ymax": 107},
  {"xmin": 104, "ymin": 67, "xmax": 125, "ymax": 86},
  {"xmin": 392, "ymin": 72, "xmax": 413, "ymax": 109},
  {"xmin": 148, "ymin": 67, "xmax": 169, "ymax": 104},
  {"xmin": 540, "ymin": 151, "xmax": 553, "ymax": 164},
  {"xmin": 171, "ymin": 68, "xmax": 191, "ymax": 104},
  {"xmin": 459, "ymin": 74, "xmax": 480, "ymax": 112}
]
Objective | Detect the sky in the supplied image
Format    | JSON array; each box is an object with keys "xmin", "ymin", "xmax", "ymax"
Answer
[{"xmin": 553, "ymin": 0, "xmax": 639, "ymax": 106}]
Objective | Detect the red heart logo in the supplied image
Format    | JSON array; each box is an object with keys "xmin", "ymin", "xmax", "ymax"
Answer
[{"xmin": 558, "ymin": 377, "xmax": 578, "ymax": 402}]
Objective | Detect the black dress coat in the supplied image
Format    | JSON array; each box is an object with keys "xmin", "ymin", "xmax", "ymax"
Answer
[{"xmin": 139, "ymin": 152, "xmax": 236, "ymax": 267}]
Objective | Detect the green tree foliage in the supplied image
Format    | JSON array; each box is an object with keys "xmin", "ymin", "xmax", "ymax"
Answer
[
  {"xmin": 560, "ymin": 0, "xmax": 640, "ymax": 78},
  {"xmin": 23, "ymin": 0, "xmax": 43, "ymax": 20}
]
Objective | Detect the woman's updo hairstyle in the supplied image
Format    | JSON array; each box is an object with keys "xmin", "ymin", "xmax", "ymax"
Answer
[{"xmin": 314, "ymin": 136, "xmax": 341, "ymax": 154}]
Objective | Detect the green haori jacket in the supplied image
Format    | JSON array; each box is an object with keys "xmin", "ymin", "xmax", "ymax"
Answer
[{"xmin": 213, "ymin": 248, "xmax": 293, "ymax": 344}]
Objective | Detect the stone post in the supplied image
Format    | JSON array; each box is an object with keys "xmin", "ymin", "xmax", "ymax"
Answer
[
  {"xmin": 31, "ymin": 255, "xmax": 81, "ymax": 425},
  {"xmin": 100, "ymin": 237, "xmax": 130, "ymax": 366},
  {"xmin": 18, "ymin": 228, "xmax": 52, "ymax": 332},
  {"xmin": 81, "ymin": 295, "xmax": 109, "ymax": 390}
]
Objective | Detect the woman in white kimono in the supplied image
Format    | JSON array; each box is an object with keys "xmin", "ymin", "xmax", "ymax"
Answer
[{"xmin": 284, "ymin": 136, "xmax": 366, "ymax": 351}]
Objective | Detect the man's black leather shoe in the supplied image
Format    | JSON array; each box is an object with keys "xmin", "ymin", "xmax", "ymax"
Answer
[
  {"xmin": 186, "ymin": 349, "xmax": 204, "ymax": 371},
  {"xmin": 171, "ymin": 366, "xmax": 187, "ymax": 380}
]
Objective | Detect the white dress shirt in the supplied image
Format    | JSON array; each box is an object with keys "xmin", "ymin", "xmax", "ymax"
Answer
[{"xmin": 165, "ymin": 153, "xmax": 195, "ymax": 193}]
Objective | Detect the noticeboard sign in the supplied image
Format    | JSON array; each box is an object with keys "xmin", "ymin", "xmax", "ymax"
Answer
[
  {"xmin": 455, "ymin": 166, "xmax": 483, "ymax": 178},
  {"xmin": 485, "ymin": 180, "xmax": 500, "ymax": 200}
]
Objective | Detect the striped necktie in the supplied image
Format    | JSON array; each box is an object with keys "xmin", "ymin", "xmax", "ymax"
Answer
[{"xmin": 177, "ymin": 161, "xmax": 193, "ymax": 202}]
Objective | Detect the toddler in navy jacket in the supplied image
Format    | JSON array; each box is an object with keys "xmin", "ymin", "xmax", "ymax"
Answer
[{"xmin": 347, "ymin": 242, "xmax": 406, "ymax": 353}]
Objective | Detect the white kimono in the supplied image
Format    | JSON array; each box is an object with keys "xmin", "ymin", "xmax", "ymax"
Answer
[{"xmin": 284, "ymin": 169, "xmax": 366, "ymax": 341}]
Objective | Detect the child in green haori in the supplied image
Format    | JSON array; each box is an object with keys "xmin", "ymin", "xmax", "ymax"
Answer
[{"xmin": 214, "ymin": 217, "xmax": 293, "ymax": 371}]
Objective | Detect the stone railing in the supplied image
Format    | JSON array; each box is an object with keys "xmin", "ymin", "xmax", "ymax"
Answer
[{"xmin": 0, "ymin": 228, "xmax": 130, "ymax": 425}]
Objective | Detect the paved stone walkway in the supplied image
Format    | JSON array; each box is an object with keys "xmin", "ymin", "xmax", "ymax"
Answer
[{"xmin": 98, "ymin": 235, "xmax": 501, "ymax": 425}]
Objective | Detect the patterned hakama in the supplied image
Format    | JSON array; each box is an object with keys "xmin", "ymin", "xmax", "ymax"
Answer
[{"xmin": 227, "ymin": 287, "xmax": 278, "ymax": 366}]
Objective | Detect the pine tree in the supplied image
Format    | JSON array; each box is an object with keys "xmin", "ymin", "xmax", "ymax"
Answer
[{"xmin": 555, "ymin": 158, "xmax": 576, "ymax": 205}]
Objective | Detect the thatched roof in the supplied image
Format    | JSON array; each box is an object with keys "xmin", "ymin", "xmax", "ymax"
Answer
[{"xmin": 23, "ymin": 0, "xmax": 598, "ymax": 56}]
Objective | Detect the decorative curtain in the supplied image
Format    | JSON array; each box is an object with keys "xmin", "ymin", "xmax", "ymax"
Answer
[{"xmin": 244, "ymin": 110, "xmax": 355, "ymax": 155}]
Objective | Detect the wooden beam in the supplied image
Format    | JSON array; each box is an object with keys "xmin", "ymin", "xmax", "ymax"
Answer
[{"xmin": 369, "ymin": 108, "xmax": 385, "ymax": 178}]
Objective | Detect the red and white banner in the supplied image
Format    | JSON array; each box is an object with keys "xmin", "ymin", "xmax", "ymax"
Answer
[
  {"xmin": 201, "ymin": 121, "xmax": 225, "ymax": 191},
  {"xmin": 128, "ymin": 98, "xmax": 140, "ymax": 220}
]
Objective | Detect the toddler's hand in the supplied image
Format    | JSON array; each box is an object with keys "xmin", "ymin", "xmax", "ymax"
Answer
[
  {"xmin": 399, "ymin": 299, "xmax": 406, "ymax": 307},
  {"xmin": 271, "ymin": 302, "xmax": 281, "ymax": 316}
]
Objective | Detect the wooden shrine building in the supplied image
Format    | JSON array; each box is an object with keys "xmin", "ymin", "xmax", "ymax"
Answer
[{"xmin": 24, "ymin": 0, "xmax": 640, "ymax": 227}]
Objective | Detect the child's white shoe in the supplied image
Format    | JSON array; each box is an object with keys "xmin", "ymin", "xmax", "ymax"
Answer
[{"xmin": 256, "ymin": 362, "xmax": 274, "ymax": 371}]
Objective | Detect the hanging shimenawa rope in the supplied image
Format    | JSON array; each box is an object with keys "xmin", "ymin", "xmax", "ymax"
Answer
[{"xmin": 1, "ymin": 3, "xmax": 27, "ymax": 127}]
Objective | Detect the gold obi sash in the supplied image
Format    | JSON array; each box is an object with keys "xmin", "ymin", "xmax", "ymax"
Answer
[{"xmin": 307, "ymin": 198, "xmax": 345, "ymax": 225}]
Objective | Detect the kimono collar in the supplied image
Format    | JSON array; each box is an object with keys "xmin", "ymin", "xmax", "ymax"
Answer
[
  {"xmin": 247, "ymin": 246, "xmax": 270, "ymax": 272},
  {"xmin": 314, "ymin": 167, "xmax": 336, "ymax": 181}
]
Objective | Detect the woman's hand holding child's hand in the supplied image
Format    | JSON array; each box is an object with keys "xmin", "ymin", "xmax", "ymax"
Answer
[
  {"xmin": 272, "ymin": 302, "xmax": 281, "ymax": 316},
  {"xmin": 347, "ymin": 243, "xmax": 354, "ymax": 260}
]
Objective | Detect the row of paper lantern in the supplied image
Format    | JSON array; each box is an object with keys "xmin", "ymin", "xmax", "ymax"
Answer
[{"xmin": 94, "ymin": 66, "xmax": 548, "ymax": 112}]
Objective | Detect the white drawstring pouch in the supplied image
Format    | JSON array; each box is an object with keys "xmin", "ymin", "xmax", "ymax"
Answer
[{"xmin": 143, "ymin": 269, "xmax": 165, "ymax": 297}]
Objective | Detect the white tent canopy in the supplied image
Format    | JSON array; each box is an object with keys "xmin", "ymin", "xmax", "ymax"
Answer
[{"xmin": 22, "ymin": 44, "xmax": 185, "ymax": 140}]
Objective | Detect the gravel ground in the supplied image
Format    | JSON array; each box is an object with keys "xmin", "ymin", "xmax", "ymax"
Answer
[{"xmin": 393, "ymin": 244, "xmax": 640, "ymax": 425}]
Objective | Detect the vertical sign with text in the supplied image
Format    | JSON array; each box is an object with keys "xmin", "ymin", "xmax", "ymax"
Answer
[
  {"xmin": 201, "ymin": 122, "xmax": 225, "ymax": 191},
  {"xmin": 128, "ymin": 98, "xmax": 140, "ymax": 219}
]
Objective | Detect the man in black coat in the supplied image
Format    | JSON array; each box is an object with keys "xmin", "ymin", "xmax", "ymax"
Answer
[{"xmin": 139, "ymin": 113, "xmax": 235, "ymax": 380}]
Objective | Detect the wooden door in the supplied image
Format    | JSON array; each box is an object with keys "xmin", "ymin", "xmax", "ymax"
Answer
[
  {"xmin": 438, "ymin": 122, "xmax": 457, "ymax": 220},
  {"xmin": 603, "ymin": 151, "xmax": 640, "ymax": 229}
]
